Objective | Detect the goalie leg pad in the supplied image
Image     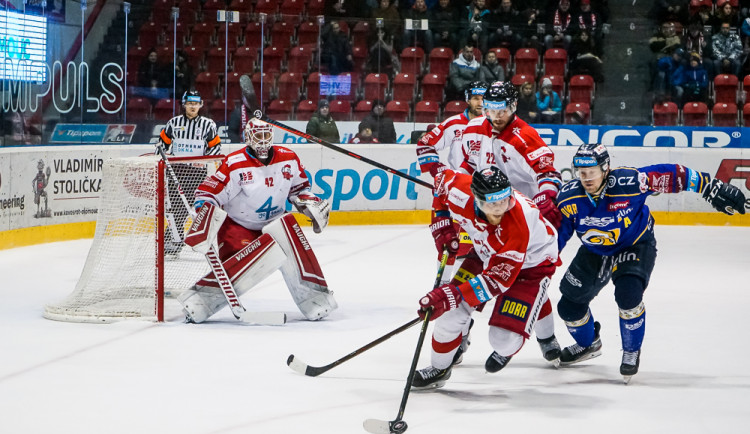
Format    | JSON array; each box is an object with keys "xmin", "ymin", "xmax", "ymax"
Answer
[
  {"xmin": 178, "ymin": 233, "xmax": 287, "ymax": 323},
  {"xmin": 262, "ymin": 214, "xmax": 338, "ymax": 320}
]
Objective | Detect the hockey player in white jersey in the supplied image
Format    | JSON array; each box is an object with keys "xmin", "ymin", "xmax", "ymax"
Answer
[{"xmin": 177, "ymin": 118, "xmax": 337, "ymax": 323}]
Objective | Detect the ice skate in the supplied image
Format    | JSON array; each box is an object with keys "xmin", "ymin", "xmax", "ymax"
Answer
[
  {"xmin": 485, "ymin": 351, "xmax": 513, "ymax": 373},
  {"xmin": 620, "ymin": 350, "xmax": 641, "ymax": 384},
  {"xmin": 560, "ymin": 321, "xmax": 602, "ymax": 366},
  {"xmin": 164, "ymin": 239, "xmax": 183, "ymax": 258},
  {"xmin": 537, "ymin": 335, "xmax": 562, "ymax": 367},
  {"xmin": 411, "ymin": 366, "xmax": 452, "ymax": 390}
]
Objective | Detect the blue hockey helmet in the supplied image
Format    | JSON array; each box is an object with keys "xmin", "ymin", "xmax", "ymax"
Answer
[{"xmin": 573, "ymin": 143, "xmax": 610, "ymax": 172}]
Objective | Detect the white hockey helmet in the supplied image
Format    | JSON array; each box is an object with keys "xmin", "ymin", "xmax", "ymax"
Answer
[{"xmin": 244, "ymin": 118, "xmax": 273, "ymax": 159}]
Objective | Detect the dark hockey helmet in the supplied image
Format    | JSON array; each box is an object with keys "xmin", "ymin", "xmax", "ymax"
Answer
[
  {"xmin": 483, "ymin": 80, "xmax": 518, "ymax": 111},
  {"xmin": 572, "ymin": 143, "xmax": 610, "ymax": 172},
  {"xmin": 464, "ymin": 80, "xmax": 489, "ymax": 101},
  {"xmin": 182, "ymin": 90, "xmax": 202, "ymax": 105},
  {"xmin": 471, "ymin": 166, "xmax": 513, "ymax": 204}
]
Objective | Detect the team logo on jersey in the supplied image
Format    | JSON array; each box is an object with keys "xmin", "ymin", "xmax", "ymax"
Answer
[
  {"xmin": 564, "ymin": 270, "xmax": 582, "ymax": 287},
  {"xmin": 238, "ymin": 171, "xmax": 254, "ymax": 184},
  {"xmin": 227, "ymin": 154, "xmax": 246, "ymax": 166},
  {"xmin": 527, "ymin": 147, "xmax": 552, "ymax": 160},
  {"xmin": 448, "ymin": 188, "xmax": 470, "ymax": 208},
  {"xmin": 498, "ymin": 250, "xmax": 524, "ymax": 262},
  {"xmin": 581, "ymin": 228, "xmax": 620, "ymax": 246},
  {"xmin": 488, "ymin": 262, "xmax": 515, "ymax": 283},
  {"xmin": 608, "ymin": 201, "xmax": 629, "ymax": 211},
  {"xmin": 281, "ymin": 164, "xmax": 293, "ymax": 180},
  {"xmin": 498, "ymin": 297, "xmax": 530, "ymax": 321},
  {"xmin": 580, "ymin": 216, "xmax": 615, "ymax": 227},
  {"xmin": 538, "ymin": 155, "xmax": 554, "ymax": 169},
  {"xmin": 467, "ymin": 140, "xmax": 481, "ymax": 155}
]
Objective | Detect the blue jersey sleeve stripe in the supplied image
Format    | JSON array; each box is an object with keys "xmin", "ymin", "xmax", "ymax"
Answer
[
  {"xmin": 418, "ymin": 155, "xmax": 440, "ymax": 164},
  {"xmin": 468, "ymin": 277, "xmax": 493, "ymax": 304},
  {"xmin": 686, "ymin": 168, "xmax": 701, "ymax": 193}
]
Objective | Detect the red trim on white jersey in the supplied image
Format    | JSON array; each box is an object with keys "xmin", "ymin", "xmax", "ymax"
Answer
[{"xmin": 416, "ymin": 112, "xmax": 470, "ymax": 173}]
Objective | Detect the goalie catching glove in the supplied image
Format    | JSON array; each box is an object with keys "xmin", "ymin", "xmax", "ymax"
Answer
[
  {"xmin": 291, "ymin": 192, "xmax": 330, "ymax": 233},
  {"xmin": 419, "ymin": 284, "xmax": 462, "ymax": 320},
  {"xmin": 701, "ymin": 178, "xmax": 747, "ymax": 215}
]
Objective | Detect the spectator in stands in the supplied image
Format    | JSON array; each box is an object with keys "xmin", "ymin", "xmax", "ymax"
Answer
[
  {"xmin": 684, "ymin": 20, "xmax": 715, "ymax": 77},
  {"xmin": 371, "ymin": 0, "xmax": 403, "ymax": 51},
  {"xmin": 478, "ymin": 50, "xmax": 505, "ymax": 83},
  {"xmin": 649, "ymin": 0, "xmax": 689, "ymax": 25},
  {"xmin": 367, "ymin": 27, "xmax": 400, "ymax": 76},
  {"xmin": 517, "ymin": 2, "xmax": 545, "ymax": 52},
  {"xmin": 325, "ymin": 0, "xmax": 366, "ymax": 22},
  {"xmin": 402, "ymin": 0, "xmax": 435, "ymax": 54},
  {"xmin": 137, "ymin": 48, "xmax": 168, "ymax": 101},
  {"xmin": 575, "ymin": 0, "xmax": 604, "ymax": 51},
  {"xmin": 712, "ymin": 0, "xmax": 740, "ymax": 33},
  {"xmin": 361, "ymin": 100, "xmax": 397, "ymax": 143},
  {"xmin": 536, "ymin": 77, "xmax": 563, "ymax": 123},
  {"xmin": 448, "ymin": 44, "xmax": 481, "ymax": 100},
  {"xmin": 545, "ymin": 0, "xmax": 574, "ymax": 51},
  {"xmin": 690, "ymin": 2, "xmax": 713, "ymax": 28},
  {"xmin": 654, "ymin": 47, "xmax": 685, "ymax": 101},
  {"xmin": 712, "ymin": 21, "xmax": 744, "ymax": 75},
  {"xmin": 516, "ymin": 81, "xmax": 539, "ymax": 123},
  {"xmin": 488, "ymin": 0, "xmax": 523, "ymax": 54},
  {"xmin": 431, "ymin": 0, "xmax": 459, "ymax": 51},
  {"xmin": 458, "ymin": 0, "xmax": 492, "ymax": 54},
  {"xmin": 306, "ymin": 100, "xmax": 341, "ymax": 143},
  {"xmin": 173, "ymin": 50, "xmax": 193, "ymax": 100},
  {"xmin": 671, "ymin": 52, "xmax": 709, "ymax": 105},
  {"xmin": 569, "ymin": 29, "xmax": 605, "ymax": 82},
  {"xmin": 321, "ymin": 21, "xmax": 354, "ymax": 75},
  {"xmin": 649, "ymin": 21, "xmax": 682, "ymax": 85},
  {"xmin": 350, "ymin": 123, "xmax": 380, "ymax": 144}
]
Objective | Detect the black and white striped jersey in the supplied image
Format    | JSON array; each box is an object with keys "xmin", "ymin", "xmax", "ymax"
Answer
[{"xmin": 159, "ymin": 115, "xmax": 221, "ymax": 156}]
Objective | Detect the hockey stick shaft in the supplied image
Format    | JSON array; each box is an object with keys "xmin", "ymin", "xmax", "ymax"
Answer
[
  {"xmin": 288, "ymin": 250, "xmax": 450, "ymax": 377},
  {"xmin": 155, "ymin": 145, "xmax": 247, "ymax": 320}
]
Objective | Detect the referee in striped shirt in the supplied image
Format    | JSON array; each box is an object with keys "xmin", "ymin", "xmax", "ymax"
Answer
[{"xmin": 158, "ymin": 90, "xmax": 221, "ymax": 256}]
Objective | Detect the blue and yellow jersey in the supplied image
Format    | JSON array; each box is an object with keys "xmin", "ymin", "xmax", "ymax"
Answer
[{"xmin": 556, "ymin": 164, "xmax": 710, "ymax": 256}]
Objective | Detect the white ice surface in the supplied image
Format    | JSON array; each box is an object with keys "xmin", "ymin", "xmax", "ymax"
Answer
[{"xmin": 1, "ymin": 225, "xmax": 749, "ymax": 434}]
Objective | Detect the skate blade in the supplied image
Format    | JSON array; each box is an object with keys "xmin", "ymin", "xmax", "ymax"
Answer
[
  {"xmin": 411, "ymin": 380, "xmax": 447, "ymax": 391},
  {"xmin": 622, "ymin": 375, "xmax": 633, "ymax": 385},
  {"xmin": 545, "ymin": 357, "xmax": 561, "ymax": 368},
  {"xmin": 559, "ymin": 348, "xmax": 602, "ymax": 366}
]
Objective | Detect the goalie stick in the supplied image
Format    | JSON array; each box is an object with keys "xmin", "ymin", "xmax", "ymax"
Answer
[
  {"xmin": 238, "ymin": 74, "xmax": 432, "ymax": 190},
  {"xmin": 286, "ymin": 250, "xmax": 450, "ymax": 378},
  {"xmin": 155, "ymin": 145, "xmax": 286, "ymax": 326}
]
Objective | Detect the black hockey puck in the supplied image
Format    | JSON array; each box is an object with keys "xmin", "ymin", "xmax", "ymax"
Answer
[{"xmin": 390, "ymin": 420, "xmax": 408, "ymax": 434}]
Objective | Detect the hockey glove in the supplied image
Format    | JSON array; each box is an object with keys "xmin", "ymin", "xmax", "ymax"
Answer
[
  {"xmin": 533, "ymin": 190, "xmax": 562, "ymax": 228},
  {"xmin": 701, "ymin": 178, "xmax": 747, "ymax": 215},
  {"xmin": 429, "ymin": 215, "xmax": 459, "ymax": 255},
  {"xmin": 292, "ymin": 193, "xmax": 331, "ymax": 233},
  {"xmin": 419, "ymin": 284, "xmax": 462, "ymax": 320}
]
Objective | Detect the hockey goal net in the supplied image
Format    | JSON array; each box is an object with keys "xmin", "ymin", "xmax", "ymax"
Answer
[{"xmin": 44, "ymin": 155, "xmax": 223, "ymax": 323}]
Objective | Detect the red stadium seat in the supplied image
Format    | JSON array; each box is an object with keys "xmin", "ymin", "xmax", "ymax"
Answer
[
  {"xmin": 280, "ymin": 0, "xmax": 305, "ymax": 18},
  {"xmin": 742, "ymin": 75, "xmax": 750, "ymax": 104},
  {"xmin": 127, "ymin": 46, "xmax": 147, "ymax": 70},
  {"xmin": 210, "ymin": 99, "xmax": 234, "ymax": 124},
  {"xmin": 491, "ymin": 47, "xmax": 511, "ymax": 77},
  {"xmin": 138, "ymin": 22, "xmax": 162, "ymax": 49},
  {"xmin": 568, "ymin": 74, "xmax": 595, "ymax": 105},
  {"xmin": 206, "ymin": 47, "xmax": 231, "ymax": 73},
  {"xmin": 153, "ymin": 98, "xmax": 177, "ymax": 121},
  {"xmin": 254, "ymin": 0, "xmax": 278, "ymax": 16},
  {"xmin": 267, "ymin": 99, "xmax": 294, "ymax": 121},
  {"xmin": 296, "ymin": 100, "xmax": 317, "ymax": 121},
  {"xmin": 228, "ymin": 0, "xmax": 253, "ymax": 14},
  {"xmin": 743, "ymin": 102, "xmax": 750, "ymax": 126},
  {"xmin": 307, "ymin": 0, "xmax": 325, "ymax": 16},
  {"xmin": 428, "ymin": 47, "xmax": 454, "ymax": 76},
  {"xmin": 414, "ymin": 100, "xmax": 440, "ymax": 123},
  {"xmin": 329, "ymin": 100, "xmax": 352, "ymax": 121},
  {"xmin": 385, "ymin": 100, "xmax": 410, "ymax": 122},
  {"xmin": 191, "ymin": 22, "xmax": 215, "ymax": 48},
  {"xmin": 225, "ymin": 72, "xmax": 243, "ymax": 102},
  {"xmin": 162, "ymin": 22, "xmax": 187, "ymax": 48},
  {"xmin": 195, "ymin": 72, "xmax": 218, "ymax": 99},
  {"xmin": 565, "ymin": 102, "xmax": 591, "ymax": 124},
  {"xmin": 306, "ymin": 72, "xmax": 321, "ymax": 101},
  {"xmin": 252, "ymin": 71, "xmax": 277, "ymax": 102},
  {"xmin": 244, "ymin": 22, "xmax": 267, "ymax": 52},
  {"xmin": 682, "ymin": 102, "xmax": 708, "ymax": 126},
  {"xmin": 351, "ymin": 21, "xmax": 371, "ymax": 50},
  {"xmin": 363, "ymin": 73, "xmax": 389, "ymax": 101},
  {"xmin": 202, "ymin": 0, "xmax": 225, "ymax": 14},
  {"xmin": 351, "ymin": 45, "xmax": 367, "ymax": 75},
  {"xmin": 652, "ymin": 101, "xmax": 679, "ymax": 126},
  {"xmin": 393, "ymin": 73, "xmax": 418, "ymax": 100},
  {"xmin": 151, "ymin": 0, "xmax": 172, "ymax": 23},
  {"xmin": 271, "ymin": 21, "xmax": 295, "ymax": 51},
  {"xmin": 217, "ymin": 23, "xmax": 241, "ymax": 50},
  {"xmin": 297, "ymin": 21, "xmax": 320, "ymax": 46},
  {"xmin": 443, "ymin": 100, "xmax": 467, "ymax": 118},
  {"xmin": 183, "ymin": 47, "xmax": 204, "ymax": 71},
  {"xmin": 400, "ymin": 46, "xmax": 425, "ymax": 76},
  {"xmin": 233, "ymin": 47, "xmax": 257, "ymax": 75},
  {"xmin": 543, "ymin": 48, "xmax": 567, "ymax": 77},
  {"xmin": 421, "ymin": 73, "xmax": 446, "ymax": 103},
  {"xmin": 712, "ymin": 102, "xmax": 738, "ymax": 127},
  {"xmin": 540, "ymin": 75, "xmax": 565, "ymax": 97},
  {"xmin": 511, "ymin": 74, "xmax": 534, "ymax": 87},
  {"xmin": 514, "ymin": 48, "xmax": 539, "ymax": 77},
  {"xmin": 126, "ymin": 97, "xmax": 152, "ymax": 121},
  {"xmin": 713, "ymin": 74, "xmax": 738, "ymax": 104},
  {"xmin": 260, "ymin": 46, "xmax": 285, "ymax": 74},
  {"xmin": 354, "ymin": 100, "xmax": 373, "ymax": 121},
  {"xmin": 277, "ymin": 72, "xmax": 304, "ymax": 102}
]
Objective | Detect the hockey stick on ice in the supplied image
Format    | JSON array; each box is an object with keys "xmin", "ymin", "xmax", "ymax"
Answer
[
  {"xmin": 286, "ymin": 250, "xmax": 450, "ymax": 377},
  {"xmin": 363, "ymin": 249, "xmax": 449, "ymax": 434},
  {"xmin": 155, "ymin": 145, "xmax": 286, "ymax": 325},
  {"xmin": 239, "ymin": 74, "xmax": 432, "ymax": 190}
]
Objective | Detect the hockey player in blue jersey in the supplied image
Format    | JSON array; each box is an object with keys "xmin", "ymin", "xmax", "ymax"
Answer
[{"xmin": 555, "ymin": 143, "xmax": 747, "ymax": 383}]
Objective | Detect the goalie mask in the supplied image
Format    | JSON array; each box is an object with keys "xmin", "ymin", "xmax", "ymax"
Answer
[{"xmin": 245, "ymin": 118, "xmax": 273, "ymax": 159}]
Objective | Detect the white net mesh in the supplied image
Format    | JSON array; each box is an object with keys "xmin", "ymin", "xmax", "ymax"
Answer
[{"xmin": 44, "ymin": 155, "xmax": 222, "ymax": 323}]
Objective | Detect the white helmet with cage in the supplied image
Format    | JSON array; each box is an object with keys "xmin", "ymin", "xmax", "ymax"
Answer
[{"xmin": 244, "ymin": 118, "xmax": 273, "ymax": 159}]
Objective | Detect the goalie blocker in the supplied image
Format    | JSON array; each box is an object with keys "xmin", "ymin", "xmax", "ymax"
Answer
[{"xmin": 179, "ymin": 204, "xmax": 337, "ymax": 323}]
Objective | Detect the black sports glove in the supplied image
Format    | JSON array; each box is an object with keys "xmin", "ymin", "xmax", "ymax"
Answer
[{"xmin": 701, "ymin": 178, "xmax": 747, "ymax": 215}]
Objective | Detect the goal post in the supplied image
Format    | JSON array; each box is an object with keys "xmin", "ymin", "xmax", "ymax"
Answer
[{"xmin": 44, "ymin": 155, "xmax": 224, "ymax": 323}]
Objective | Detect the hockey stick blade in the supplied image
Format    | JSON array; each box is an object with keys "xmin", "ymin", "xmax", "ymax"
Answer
[
  {"xmin": 239, "ymin": 74, "xmax": 262, "ymax": 119},
  {"xmin": 240, "ymin": 311, "xmax": 286, "ymax": 326},
  {"xmin": 363, "ymin": 418, "xmax": 407, "ymax": 434}
]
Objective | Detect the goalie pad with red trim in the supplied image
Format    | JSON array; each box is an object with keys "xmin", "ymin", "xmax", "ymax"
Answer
[
  {"xmin": 177, "ymin": 233, "xmax": 287, "ymax": 323},
  {"xmin": 262, "ymin": 213, "xmax": 337, "ymax": 320}
]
